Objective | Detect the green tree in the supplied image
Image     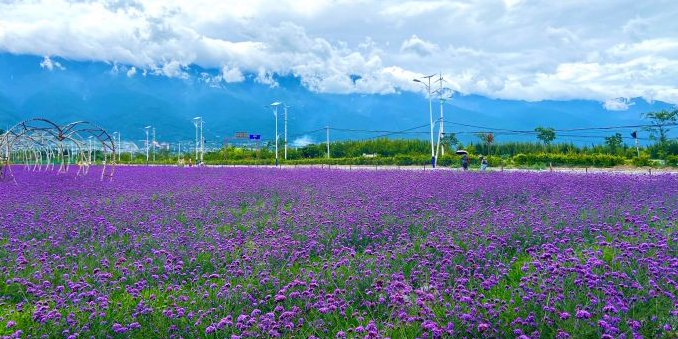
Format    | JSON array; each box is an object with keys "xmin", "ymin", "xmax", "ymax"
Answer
[
  {"xmin": 441, "ymin": 133, "xmax": 459, "ymax": 150},
  {"xmin": 642, "ymin": 109, "xmax": 678, "ymax": 144},
  {"xmin": 534, "ymin": 126, "xmax": 556, "ymax": 145},
  {"xmin": 604, "ymin": 133, "xmax": 623, "ymax": 151},
  {"xmin": 475, "ymin": 133, "xmax": 494, "ymax": 145}
]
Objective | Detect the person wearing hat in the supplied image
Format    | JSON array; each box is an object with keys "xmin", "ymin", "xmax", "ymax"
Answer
[
  {"xmin": 480, "ymin": 155, "xmax": 488, "ymax": 170},
  {"xmin": 461, "ymin": 154, "xmax": 469, "ymax": 170}
]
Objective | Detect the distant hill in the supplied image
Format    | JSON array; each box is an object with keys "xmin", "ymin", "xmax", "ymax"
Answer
[{"xmin": 0, "ymin": 53, "xmax": 674, "ymax": 146}]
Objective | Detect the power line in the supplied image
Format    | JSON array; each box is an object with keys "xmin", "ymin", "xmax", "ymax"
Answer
[
  {"xmin": 330, "ymin": 126, "xmax": 429, "ymax": 134},
  {"xmin": 444, "ymin": 121, "xmax": 678, "ymax": 134},
  {"xmin": 367, "ymin": 123, "xmax": 433, "ymax": 140}
]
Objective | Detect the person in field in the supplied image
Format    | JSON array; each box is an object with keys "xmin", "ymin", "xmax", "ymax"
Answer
[
  {"xmin": 461, "ymin": 154, "xmax": 469, "ymax": 170},
  {"xmin": 480, "ymin": 156, "xmax": 488, "ymax": 170}
]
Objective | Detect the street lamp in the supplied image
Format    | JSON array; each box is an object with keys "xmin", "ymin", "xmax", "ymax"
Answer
[
  {"xmin": 433, "ymin": 85, "xmax": 453, "ymax": 167},
  {"xmin": 193, "ymin": 117, "xmax": 205, "ymax": 164},
  {"xmin": 283, "ymin": 104, "xmax": 289, "ymax": 160},
  {"xmin": 192, "ymin": 117, "xmax": 204, "ymax": 165},
  {"xmin": 414, "ymin": 74, "xmax": 436, "ymax": 168},
  {"xmin": 117, "ymin": 132, "xmax": 121, "ymax": 162},
  {"xmin": 144, "ymin": 126, "xmax": 151, "ymax": 164},
  {"xmin": 192, "ymin": 118, "xmax": 199, "ymax": 162},
  {"xmin": 433, "ymin": 74, "xmax": 452, "ymax": 161},
  {"xmin": 266, "ymin": 102, "xmax": 281, "ymax": 166},
  {"xmin": 152, "ymin": 127, "xmax": 156, "ymax": 162},
  {"xmin": 88, "ymin": 136, "xmax": 93, "ymax": 164},
  {"xmin": 112, "ymin": 131, "xmax": 121, "ymax": 162}
]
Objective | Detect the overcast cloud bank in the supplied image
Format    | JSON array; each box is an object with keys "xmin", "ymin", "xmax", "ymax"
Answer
[{"xmin": 1, "ymin": 0, "xmax": 677, "ymax": 106}]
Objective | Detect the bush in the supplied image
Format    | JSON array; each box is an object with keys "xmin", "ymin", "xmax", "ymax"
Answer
[
  {"xmin": 665, "ymin": 155, "xmax": 678, "ymax": 167},
  {"xmin": 632, "ymin": 156, "xmax": 651, "ymax": 167},
  {"xmin": 514, "ymin": 154, "xmax": 528, "ymax": 165}
]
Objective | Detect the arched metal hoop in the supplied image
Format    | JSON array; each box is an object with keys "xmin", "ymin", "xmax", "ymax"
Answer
[{"xmin": 0, "ymin": 118, "xmax": 116, "ymax": 181}]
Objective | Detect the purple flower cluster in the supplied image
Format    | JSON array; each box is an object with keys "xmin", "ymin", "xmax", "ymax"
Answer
[{"xmin": 0, "ymin": 166, "xmax": 677, "ymax": 338}]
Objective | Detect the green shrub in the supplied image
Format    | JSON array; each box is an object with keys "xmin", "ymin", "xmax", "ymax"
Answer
[{"xmin": 632, "ymin": 156, "xmax": 651, "ymax": 167}]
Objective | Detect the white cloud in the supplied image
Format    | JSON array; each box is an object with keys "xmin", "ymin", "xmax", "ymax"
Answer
[
  {"xmin": 380, "ymin": 1, "xmax": 463, "ymax": 17},
  {"xmin": 603, "ymin": 98, "xmax": 635, "ymax": 111},
  {"xmin": 199, "ymin": 72, "xmax": 223, "ymax": 88},
  {"xmin": 292, "ymin": 135, "xmax": 314, "ymax": 147},
  {"xmin": 222, "ymin": 66, "xmax": 245, "ymax": 83},
  {"xmin": 400, "ymin": 35, "xmax": 438, "ymax": 57},
  {"xmin": 0, "ymin": 0, "xmax": 677, "ymax": 103},
  {"xmin": 154, "ymin": 60, "xmax": 189, "ymax": 79},
  {"xmin": 255, "ymin": 68, "xmax": 278, "ymax": 87},
  {"xmin": 39, "ymin": 56, "xmax": 65, "ymax": 71},
  {"xmin": 126, "ymin": 66, "xmax": 137, "ymax": 77}
]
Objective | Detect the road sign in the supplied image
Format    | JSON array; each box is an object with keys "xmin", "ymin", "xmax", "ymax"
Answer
[
  {"xmin": 249, "ymin": 134, "xmax": 261, "ymax": 140},
  {"xmin": 235, "ymin": 132, "xmax": 248, "ymax": 139}
]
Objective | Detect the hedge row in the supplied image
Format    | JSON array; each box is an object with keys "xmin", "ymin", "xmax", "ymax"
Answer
[
  {"xmin": 119, "ymin": 153, "xmax": 677, "ymax": 168},
  {"xmin": 512, "ymin": 153, "xmax": 626, "ymax": 167}
]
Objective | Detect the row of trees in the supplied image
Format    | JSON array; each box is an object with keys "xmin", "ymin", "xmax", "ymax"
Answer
[
  {"xmin": 466, "ymin": 109, "xmax": 677, "ymax": 156},
  {"xmin": 2, "ymin": 109, "xmax": 676, "ymax": 166}
]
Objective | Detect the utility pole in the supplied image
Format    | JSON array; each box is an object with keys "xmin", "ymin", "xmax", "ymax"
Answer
[
  {"xmin": 195, "ymin": 122, "xmax": 198, "ymax": 161},
  {"xmin": 266, "ymin": 102, "xmax": 281, "ymax": 166},
  {"xmin": 275, "ymin": 106, "xmax": 278, "ymax": 166},
  {"xmin": 200, "ymin": 119, "xmax": 204, "ymax": 163},
  {"xmin": 89, "ymin": 136, "xmax": 92, "ymax": 163},
  {"xmin": 144, "ymin": 126, "xmax": 151, "ymax": 164},
  {"xmin": 437, "ymin": 73, "xmax": 445, "ymax": 157},
  {"xmin": 112, "ymin": 132, "xmax": 118, "ymax": 163},
  {"xmin": 326, "ymin": 125, "xmax": 330, "ymax": 159},
  {"xmin": 284, "ymin": 105, "xmax": 288, "ymax": 160},
  {"xmin": 152, "ymin": 127, "xmax": 156, "ymax": 162},
  {"xmin": 192, "ymin": 117, "xmax": 202, "ymax": 164},
  {"xmin": 632, "ymin": 130, "xmax": 640, "ymax": 157},
  {"xmin": 434, "ymin": 73, "xmax": 452, "ymax": 167},
  {"xmin": 413, "ymin": 74, "xmax": 436, "ymax": 168},
  {"xmin": 118, "ymin": 132, "xmax": 121, "ymax": 162}
]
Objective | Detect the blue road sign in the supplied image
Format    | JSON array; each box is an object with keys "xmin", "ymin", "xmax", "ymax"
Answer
[{"xmin": 249, "ymin": 134, "xmax": 261, "ymax": 140}]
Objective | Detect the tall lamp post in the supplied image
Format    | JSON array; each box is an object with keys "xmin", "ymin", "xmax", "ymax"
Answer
[
  {"xmin": 433, "ymin": 85, "xmax": 453, "ymax": 167},
  {"xmin": 152, "ymin": 127, "xmax": 156, "ymax": 162},
  {"xmin": 266, "ymin": 102, "xmax": 281, "ymax": 166},
  {"xmin": 144, "ymin": 126, "xmax": 151, "ymax": 164},
  {"xmin": 283, "ymin": 104, "xmax": 289, "ymax": 160},
  {"xmin": 112, "ymin": 131, "xmax": 121, "ymax": 162},
  {"xmin": 88, "ymin": 136, "xmax": 93, "ymax": 164},
  {"xmin": 436, "ymin": 74, "xmax": 445, "ymax": 157},
  {"xmin": 192, "ymin": 117, "xmax": 204, "ymax": 164},
  {"xmin": 414, "ymin": 74, "xmax": 436, "ymax": 168},
  {"xmin": 117, "ymin": 132, "xmax": 121, "ymax": 162}
]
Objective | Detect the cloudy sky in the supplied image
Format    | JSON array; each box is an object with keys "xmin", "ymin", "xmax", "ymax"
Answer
[{"xmin": 1, "ymin": 0, "xmax": 677, "ymax": 106}]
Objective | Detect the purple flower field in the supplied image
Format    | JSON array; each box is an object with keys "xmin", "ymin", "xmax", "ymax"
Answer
[{"xmin": 1, "ymin": 167, "xmax": 677, "ymax": 339}]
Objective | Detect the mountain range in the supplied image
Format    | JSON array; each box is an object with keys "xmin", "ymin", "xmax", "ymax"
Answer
[{"xmin": 0, "ymin": 53, "xmax": 674, "ymax": 147}]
